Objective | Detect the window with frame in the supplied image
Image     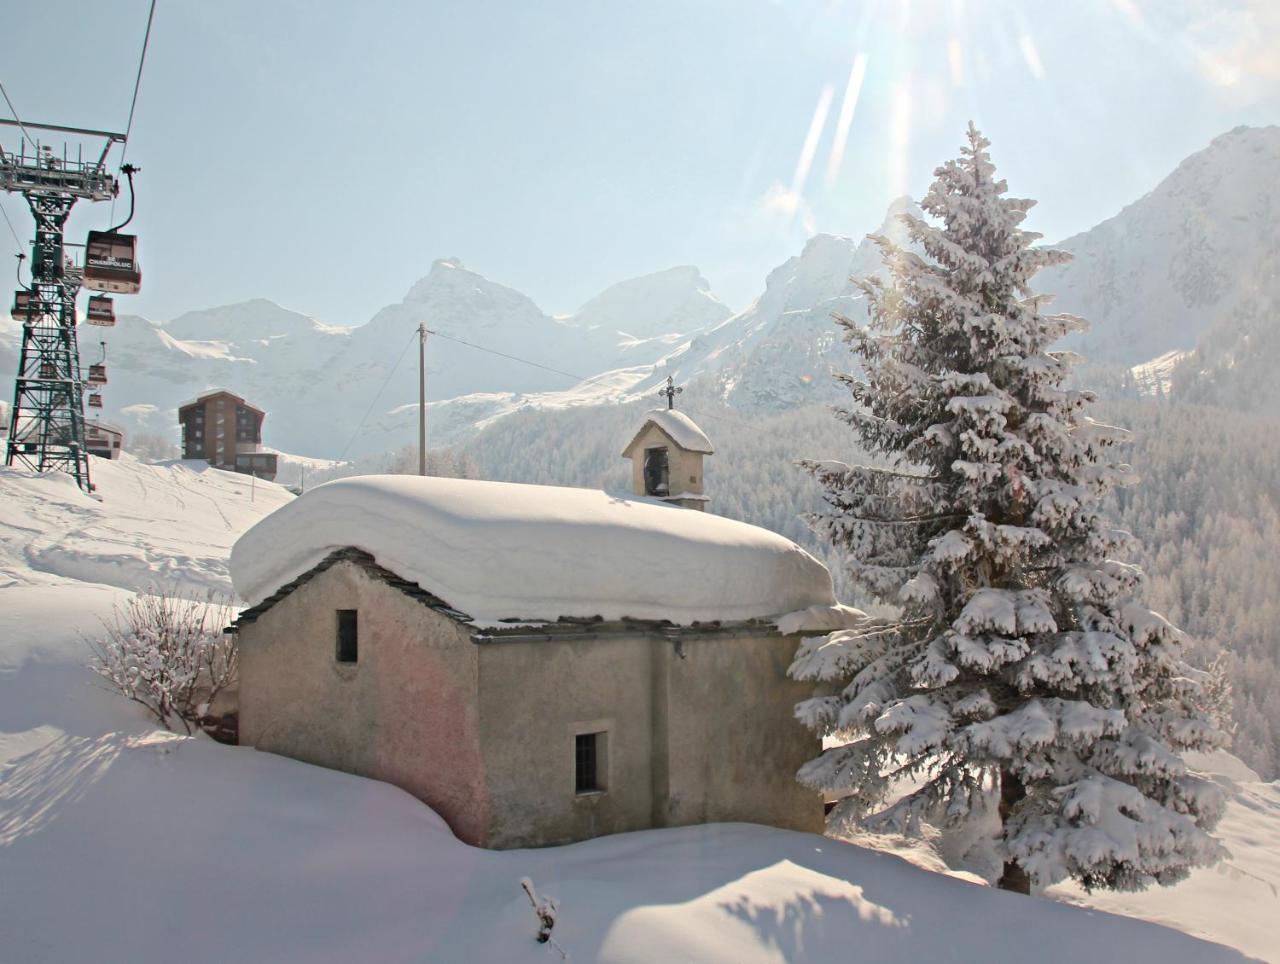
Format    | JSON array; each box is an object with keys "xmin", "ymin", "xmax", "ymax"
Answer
[
  {"xmin": 575, "ymin": 731, "xmax": 606, "ymax": 794},
  {"xmin": 336, "ymin": 609, "xmax": 358, "ymax": 663}
]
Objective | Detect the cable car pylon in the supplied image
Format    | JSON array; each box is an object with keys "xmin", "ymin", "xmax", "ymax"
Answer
[{"xmin": 0, "ymin": 118, "xmax": 133, "ymax": 492}]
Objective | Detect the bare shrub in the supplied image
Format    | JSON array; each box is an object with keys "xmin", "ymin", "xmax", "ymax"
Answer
[{"xmin": 87, "ymin": 589, "xmax": 236, "ymax": 735}]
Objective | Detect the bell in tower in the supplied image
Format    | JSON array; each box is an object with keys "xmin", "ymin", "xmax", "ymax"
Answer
[{"xmin": 620, "ymin": 377, "xmax": 713, "ymax": 511}]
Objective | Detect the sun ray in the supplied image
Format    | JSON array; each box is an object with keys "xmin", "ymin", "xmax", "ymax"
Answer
[
  {"xmin": 826, "ymin": 52, "xmax": 868, "ymax": 185},
  {"xmin": 948, "ymin": 38, "xmax": 965, "ymax": 87},
  {"xmin": 791, "ymin": 82, "xmax": 835, "ymax": 202},
  {"xmin": 1018, "ymin": 33, "xmax": 1045, "ymax": 80}
]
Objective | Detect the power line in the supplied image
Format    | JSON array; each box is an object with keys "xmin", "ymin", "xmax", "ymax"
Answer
[
  {"xmin": 425, "ymin": 328, "xmax": 625, "ymax": 393},
  {"xmin": 424, "ymin": 327, "xmax": 761, "ymax": 434},
  {"xmin": 0, "ymin": 80, "xmax": 35, "ymax": 152},
  {"xmin": 336, "ymin": 329, "xmax": 418, "ymax": 464}
]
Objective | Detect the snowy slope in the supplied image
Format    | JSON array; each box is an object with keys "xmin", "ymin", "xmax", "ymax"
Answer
[
  {"xmin": 1129, "ymin": 350, "xmax": 1190, "ymax": 396},
  {"xmin": 0, "ymin": 455, "xmax": 293, "ymax": 595},
  {"xmin": 0, "ymin": 462, "xmax": 1270, "ymax": 961}
]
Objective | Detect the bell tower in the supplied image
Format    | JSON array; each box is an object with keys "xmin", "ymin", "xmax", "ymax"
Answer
[{"xmin": 620, "ymin": 377, "xmax": 713, "ymax": 511}]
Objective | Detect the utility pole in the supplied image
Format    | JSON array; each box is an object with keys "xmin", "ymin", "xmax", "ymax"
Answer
[{"xmin": 418, "ymin": 323, "xmax": 427, "ymax": 476}]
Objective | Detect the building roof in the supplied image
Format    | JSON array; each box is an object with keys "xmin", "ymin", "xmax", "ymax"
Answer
[
  {"xmin": 178, "ymin": 390, "xmax": 264, "ymax": 417},
  {"xmin": 86, "ymin": 421, "xmax": 125, "ymax": 441},
  {"xmin": 230, "ymin": 475, "xmax": 834, "ymax": 627},
  {"xmin": 621, "ymin": 409, "xmax": 714, "ymax": 456}
]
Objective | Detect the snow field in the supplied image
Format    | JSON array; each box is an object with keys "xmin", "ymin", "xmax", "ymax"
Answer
[{"xmin": 0, "ymin": 458, "xmax": 1268, "ymax": 961}]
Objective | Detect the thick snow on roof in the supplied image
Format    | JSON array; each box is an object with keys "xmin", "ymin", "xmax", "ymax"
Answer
[
  {"xmin": 625, "ymin": 408, "xmax": 714, "ymax": 454},
  {"xmin": 230, "ymin": 475, "xmax": 834, "ymax": 625}
]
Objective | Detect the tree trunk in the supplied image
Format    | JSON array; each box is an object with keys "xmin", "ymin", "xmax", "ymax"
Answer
[{"xmin": 997, "ymin": 767, "xmax": 1032, "ymax": 895}]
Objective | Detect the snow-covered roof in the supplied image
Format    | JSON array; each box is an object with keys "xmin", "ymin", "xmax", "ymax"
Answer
[
  {"xmin": 230, "ymin": 475, "xmax": 834, "ymax": 626},
  {"xmin": 622, "ymin": 408, "xmax": 714, "ymax": 456}
]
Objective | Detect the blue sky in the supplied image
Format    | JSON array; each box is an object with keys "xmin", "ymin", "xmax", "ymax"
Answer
[{"xmin": 2, "ymin": 0, "xmax": 1278, "ymax": 326}]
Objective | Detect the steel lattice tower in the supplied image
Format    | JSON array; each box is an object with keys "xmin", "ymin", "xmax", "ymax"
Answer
[{"xmin": 1, "ymin": 121, "xmax": 123, "ymax": 492}]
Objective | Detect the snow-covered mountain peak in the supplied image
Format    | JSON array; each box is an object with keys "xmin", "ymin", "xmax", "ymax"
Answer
[
  {"xmin": 162, "ymin": 299, "xmax": 341, "ymax": 341},
  {"xmin": 760, "ymin": 233, "xmax": 861, "ymax": 314},
  {"xmin": 1037, "ymin": 124, "xmax": 1280, "ymax": 364},
  {"xmin": 569, "ymin": 264, "xmax": 731, "ymax": 338}
]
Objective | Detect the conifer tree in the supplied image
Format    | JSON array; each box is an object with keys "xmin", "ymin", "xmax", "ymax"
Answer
[{"xmin": 793, "ymin": 125, "xmax": 1226, "ymax": 893}]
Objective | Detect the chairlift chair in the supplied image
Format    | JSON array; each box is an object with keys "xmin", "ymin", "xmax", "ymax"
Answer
[
  {"xmin": 85, "ymin": 295, "xmax": 116, "ymax": 326},
  {"xmin": 82, "ymin": 231, "xmax": 141, "ymax": 294}
]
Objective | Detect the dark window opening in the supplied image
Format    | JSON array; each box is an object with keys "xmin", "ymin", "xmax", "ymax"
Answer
[
  {"xmin": 643, "ymin": 447, "xmax": 669, "ymax": 496},
  {"xmin": 336, "ymin": 609, "xmax": 358, "ymax": 663},
  {"xmin": 575, "ymin": 731, "xmax": 605, "ymax": 794}
]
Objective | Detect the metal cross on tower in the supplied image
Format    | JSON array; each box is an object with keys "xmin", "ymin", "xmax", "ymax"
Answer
[
  {"xmin": 658, "ymin": 374, "xmax": 682, "ymax": 410},
  {"xmin": 1, "ymin": 119, "xmax": 124, "ymax": 492}
]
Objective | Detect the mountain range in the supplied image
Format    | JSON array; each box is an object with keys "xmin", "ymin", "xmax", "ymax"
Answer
[{"xmin": 1, "ymin": 125, "xmax": 1276, "ymax": 458}]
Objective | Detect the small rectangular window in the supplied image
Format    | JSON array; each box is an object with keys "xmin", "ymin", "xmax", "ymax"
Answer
[
  {"xmin": 575, "ymin": 731, "xmax": 606, "ymax": 794},
  {"xmin": 336, "ymin": 609, "xmax": 358, "ymax": 663}
]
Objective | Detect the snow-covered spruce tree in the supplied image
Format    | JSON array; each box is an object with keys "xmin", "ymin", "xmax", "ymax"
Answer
[{"xmin": 793, "ymin": 124, "xmax": 1226, "ymax": 894}]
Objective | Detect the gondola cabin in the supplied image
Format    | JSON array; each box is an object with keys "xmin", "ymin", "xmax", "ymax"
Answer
[
  {"xmin": 88, "ymin": 393, "xmax": 103, "ymax": 409},
  {"xmin": 85, "ymin": 295, "xmax": 116, "ymax": 327},
  {"xmin": 87, "ymin": 364, "xmax": 107, "ymax": 385},
  {"xmin": 83, "ymin": 231, "xmax": 141, "ymax": 294},
  {"xmin": 11, "ymin": 290, "xmax": 37, "ymax": 321},
  {"xmin": 39, "ymin": 361, "xmax": 57, "ymax": 380}
]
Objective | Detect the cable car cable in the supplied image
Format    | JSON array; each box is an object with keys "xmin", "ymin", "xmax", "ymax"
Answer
[
  {"xmin": 1, "ymin": 199, "xmax": 22, "ymax": 251},
  {"xmin": 0, "ymin": 80, "xmax": 35, "ymax": 152},
  {"xmin": 107, "ymin": 0, "xmax": 157, "ymax": 225}
]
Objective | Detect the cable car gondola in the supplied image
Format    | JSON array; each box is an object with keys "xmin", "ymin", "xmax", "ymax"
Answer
[
  {"xmin": 88, "ymin": 393, "xmax": 103, "ymax": 409},
  {"xmin": 11, "ymin": 290, "xmax": 37, "ymax": 321},
  {"xmin": 39, "ymin": 361, "xmax": 57, "ymax": 380},
  {"xmin": 86, "ymin": 340, "xmax": 108, "ymax": 385},
  {"xmin": 83, "ymin": 231, "xmax": 141, "ymax": 294},
  {"xmin": 85, "ymin": 295, "xmax": 116, "ymax": 326},
  {"xmin": 83, "ymin": 164, "xmax": 142, "ymax": 295}
]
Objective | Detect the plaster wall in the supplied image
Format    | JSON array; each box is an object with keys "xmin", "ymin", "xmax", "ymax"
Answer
[
  {"xmin": 474, "ymin": 629, "xmax": 822, "ymax": 848},
  {"xmin": 239, "ymin": 563, "xmax": 821, "ymax": 850},
  {"xmin": 237, "ymin": 561, "xmax": 490, "ymax": 845},
  {"xmin": 476, "ymin": 635, "xmax": 654, "ymax": 849},
  {"xmin": 656, "ymin": 634, "xmax": 825, "ymax": 834}
]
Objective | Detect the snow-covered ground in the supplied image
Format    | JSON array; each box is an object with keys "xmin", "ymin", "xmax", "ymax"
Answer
[
  {"xmin": 0, "ymin": 457, "xmax": 1272, "ymax": 961},
  {"xmin": 0, "ymin": 455, "xmax": 294, "ymax": 594}
]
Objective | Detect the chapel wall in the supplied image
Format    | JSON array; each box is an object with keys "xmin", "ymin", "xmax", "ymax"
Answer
[
  {"xmin": 655, "ymin": 632, "xmax": 824, "ymax": 834},
  {"xmin": 475, "ymin": 633, "xmax": 655, "ymax": 849},
  {"xmin": 237, "ymin": 561, "xmax": 490, "ymax": 845}
]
